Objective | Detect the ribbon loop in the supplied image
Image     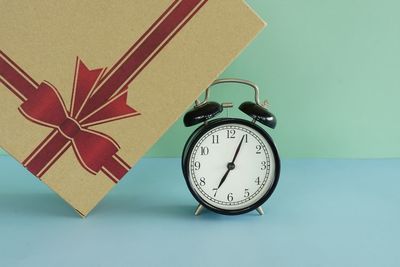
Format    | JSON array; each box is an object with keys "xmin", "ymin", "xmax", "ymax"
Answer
[
  {"xmin": 73, "ymin": 129, "xmax": 119, "ymax": 174},
  {"xmin": 19, "ymin": 82, "xmax": 68, "ymax": 128}
]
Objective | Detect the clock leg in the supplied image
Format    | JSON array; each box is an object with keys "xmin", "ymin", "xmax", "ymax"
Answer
[
  {"xmin": 256, "ymin": 206, "xmax": 264, "ymax": 216},
  {"xmin": 194, "ymin": 204, "xmax": 204, "ymax": 216}
]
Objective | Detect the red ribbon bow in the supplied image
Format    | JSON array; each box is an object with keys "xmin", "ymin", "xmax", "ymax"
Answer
[
  {"xmin": 19, "ymin": 59, "xmax": 139, "ymax": 176},
  {"xmin": 0, "ymin": 0, "xmax": 207, "ymax": 183}
]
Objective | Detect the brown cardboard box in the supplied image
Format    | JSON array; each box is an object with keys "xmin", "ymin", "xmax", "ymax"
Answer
[{"xmin": 0, "ymin": 0, "xmax": 265, "ymax": 216}]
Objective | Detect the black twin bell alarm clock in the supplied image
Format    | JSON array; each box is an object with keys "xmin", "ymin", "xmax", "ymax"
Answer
[{"xmin": 181, "ymin": 78, "xmax": 280, "ymax": 216}]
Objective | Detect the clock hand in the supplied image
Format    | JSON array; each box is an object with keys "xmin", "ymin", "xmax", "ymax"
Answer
[
  {"xmin": 216, "ymin": 135, "xmax": 245, "ymax": 190},
  {"xmin": 217, "ymin": 168, "xmax": 231, "ymax": 189},
  {"xmin": 231, "ymin": 135, "xmax": 245, "ymax": 164}
]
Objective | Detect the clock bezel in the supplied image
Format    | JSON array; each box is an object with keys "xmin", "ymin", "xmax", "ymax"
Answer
[{"xmin": 182, "ymin": 118, "xmax": 281, "ymax": 215}]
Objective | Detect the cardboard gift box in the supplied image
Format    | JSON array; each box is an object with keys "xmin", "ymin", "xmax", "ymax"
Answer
[{"xmin": 0, "ymin": 0, "xmax": 265, "ymax": 216}]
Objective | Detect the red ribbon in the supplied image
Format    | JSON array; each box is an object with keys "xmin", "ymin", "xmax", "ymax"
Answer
[
  {"xmin": 0, "ymin": 0, "xmax": 208, "ymax": 183},
  {"xmin": 19, "ymin": 59, "xmax": 138, "ymax": 178}
]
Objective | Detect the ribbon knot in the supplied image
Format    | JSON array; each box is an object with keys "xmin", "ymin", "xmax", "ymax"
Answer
[{"xmin": 59, "ymin": 118, "xmax": 81, "ymax": 140}]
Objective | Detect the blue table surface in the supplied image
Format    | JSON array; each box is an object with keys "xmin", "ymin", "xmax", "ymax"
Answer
[{"xmin": 0, "ymin": 156, "xmax": 399, "ymax": 267}]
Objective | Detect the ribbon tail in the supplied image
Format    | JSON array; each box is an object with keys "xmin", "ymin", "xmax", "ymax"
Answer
[
  {"xmin": 80, "ymin": 90, "xmax": 140, "ymax": 127},
  {"xmin": 70, "ymin": 58, "xmax": 106, "ymax": 118}
]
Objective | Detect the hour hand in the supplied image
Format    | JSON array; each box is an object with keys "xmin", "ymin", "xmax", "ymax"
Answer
[{"xmin": 217, "ymin": 168, "xmax": 231, "ymax": 189}]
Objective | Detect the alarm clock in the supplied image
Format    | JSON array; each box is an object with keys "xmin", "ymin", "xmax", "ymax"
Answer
[{"xmin": 182, "ymin": 78, "xmax": 280, "ymax": 216}]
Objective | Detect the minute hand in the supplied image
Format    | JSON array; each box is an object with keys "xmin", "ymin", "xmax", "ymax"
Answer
[
  {"xmin": 216, "ymin": 135, "xmax": 245, "ymax": 189},
  {"xmin": 231, "ymin": 135, "xmax": 245, "ymax": 163}
]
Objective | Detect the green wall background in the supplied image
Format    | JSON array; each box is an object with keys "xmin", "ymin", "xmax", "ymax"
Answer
[
  {"xmin": 147, "ymin": 0, "xmax": 400, "ymax": 158},
  {"xmin": 1, "ymin": 0, "xmax": 400, "ymax": 158}
]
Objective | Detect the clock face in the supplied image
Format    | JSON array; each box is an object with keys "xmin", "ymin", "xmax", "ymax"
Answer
[{"xmin": 186, "ymin": 120, "xmax": 279, "ymax": 213}]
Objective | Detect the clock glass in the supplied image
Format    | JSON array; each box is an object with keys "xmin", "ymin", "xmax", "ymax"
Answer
[{"xmin": 187, "ymin": 121, "xmax": 277, "ymax": 212}]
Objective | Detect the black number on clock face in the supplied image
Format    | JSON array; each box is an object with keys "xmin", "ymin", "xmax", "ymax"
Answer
[
  {"xmin": 261, "ymin": 161, "xmax": 267, "ymax": 170},
  {"xmin": 194, "ymin": 161, "xmax": 201, "ymax": 170},
  {"xmin": 212, "ymin": 135, "xmax": 219, "ymax": 144},
  {"xmin": 200, "ymin": 146, "xmax": 209, "ymax": 155},
  {"xmin": 244, "ymin": 189, "xmax": 250, "ymax": 197},
  {"xmin": 227, "ymin": 129, "xmax": 236, "ymax": 139},
  {"xmin": 188, "ymin": 123, "xmax": 275, "ymax": 211},
  {"xmin": 212, "ymin": 188, "xmax": 218, "ymax": 197},
  {"xmin": 213, "ymin": 188, "xmax": 218, "ymax": 197}
]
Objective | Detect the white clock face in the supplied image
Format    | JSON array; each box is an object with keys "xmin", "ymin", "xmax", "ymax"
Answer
[{"xmin": 188, "ymin": 122, "xmax": 276, "ymax": 211}]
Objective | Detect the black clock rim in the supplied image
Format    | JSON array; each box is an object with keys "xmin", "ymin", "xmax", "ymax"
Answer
[{"xmin": 182, "ymin": 118, "xmax": 281, "ymax": 216}]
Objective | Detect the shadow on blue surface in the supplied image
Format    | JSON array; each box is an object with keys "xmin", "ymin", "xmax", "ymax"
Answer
[
  {"xmin": 0, "ymin": 191, "xmax": 262, "ymax": 222},
  {"xmin": 94, "ymin": 196, "xmax": 263, "ymax": 220},
  {"xmin": 93, "ymin": 195, "xmax": 195, "ymax": 219},
  {"xmin": 0, "ymin": 191, "xmax": 198, "ymax": 219},
  {"xmin": 0, "ymin": 193, "xmax": 75, "ymax": 218}
]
